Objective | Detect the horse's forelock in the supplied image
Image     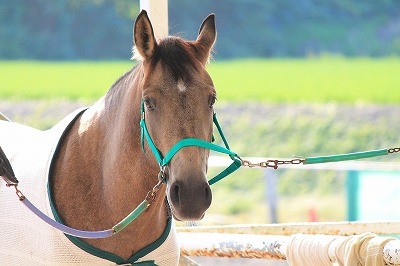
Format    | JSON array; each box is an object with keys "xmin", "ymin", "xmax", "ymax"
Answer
[{"xmin": 134, "ymin": 37, "xmax": 205, "ymax": 83}]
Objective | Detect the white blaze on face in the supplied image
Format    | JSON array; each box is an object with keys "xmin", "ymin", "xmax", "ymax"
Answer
[{"xmin": 177, "ymin": 80, "xmax": 187, "ymax": 92}]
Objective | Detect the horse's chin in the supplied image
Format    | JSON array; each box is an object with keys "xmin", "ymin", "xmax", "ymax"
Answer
[{"xmin": 169, "ymin": 206, "xmax": 206, "ymax": 221}]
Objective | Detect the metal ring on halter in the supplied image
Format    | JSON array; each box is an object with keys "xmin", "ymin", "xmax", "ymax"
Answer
[{"xmin": 158, "ymin": 166, "xmax": 166, "ymax": 181}]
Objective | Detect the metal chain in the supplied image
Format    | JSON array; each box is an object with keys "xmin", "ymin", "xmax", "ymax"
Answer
[
  {"xmin": 239, "ymin": 146, "xmax": 400, "ymax": 169},
  {"xmin": 388, "ymin": 147, "xmax": 400, "ymax": 154},
  {"xmin": 239, "ymin": 157, "xmax": 305, "ymax": 170}
]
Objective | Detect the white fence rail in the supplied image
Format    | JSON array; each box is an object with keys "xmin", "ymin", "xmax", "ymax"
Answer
[
  {"xmin": 177, "ymin": 156, "xmax": 400, "ymax": 265},
  {"xmin": 178, "ymin": 221, "xmax": 400, "ymax": 236},
  {"xmin": 178, "ymin": 231, "xmax": 400, "ymax": 265}
]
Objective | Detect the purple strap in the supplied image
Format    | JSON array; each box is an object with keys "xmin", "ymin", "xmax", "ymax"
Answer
[{"xmin": 21, "ymin": 197, "xmax": 114, "ymax": 238}]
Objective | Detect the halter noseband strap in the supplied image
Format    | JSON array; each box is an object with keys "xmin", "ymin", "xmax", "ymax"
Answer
[{"xmin": 140, "ymin": 101, "xmax": 241, "ymax": 185}]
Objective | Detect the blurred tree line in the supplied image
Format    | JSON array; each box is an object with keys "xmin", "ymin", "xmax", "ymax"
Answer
[
  {"xmin": 1, "ymin": 0, "xmax": 400, "ymax": 59},
  {"xmin": 0, "ymin": 0, "xmax": 139, "ymax": 59}
]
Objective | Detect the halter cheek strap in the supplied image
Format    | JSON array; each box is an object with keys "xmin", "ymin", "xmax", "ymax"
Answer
[{"xmin": 140, "ymin": 101, "xmax": 241, "ymax": 185}]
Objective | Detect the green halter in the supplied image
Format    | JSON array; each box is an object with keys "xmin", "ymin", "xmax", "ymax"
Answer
[{"xmin": 139, "ymin": 101, "xmax": 241, "ymax": 185}]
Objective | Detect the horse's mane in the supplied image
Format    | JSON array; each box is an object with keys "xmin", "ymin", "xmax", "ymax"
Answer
[{"xmin": 109, "ymin": 65, "xmax": 138, "ymax": 90}]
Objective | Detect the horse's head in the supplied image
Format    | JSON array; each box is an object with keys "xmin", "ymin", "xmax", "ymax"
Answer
[{"xmin": 134, "ymin": 11, "xmax": 217, "ymax": 221}]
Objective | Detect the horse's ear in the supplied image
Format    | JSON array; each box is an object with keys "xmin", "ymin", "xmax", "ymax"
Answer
[
  {"xmin": 133, "ymin": 10, "xmax": 157, "ymax": 60},
  {"xmin": 195, "ymin": 14, "xmax": 216, "ymax": 64}
]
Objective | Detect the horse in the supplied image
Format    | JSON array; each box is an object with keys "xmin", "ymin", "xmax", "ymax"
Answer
[{"xmin": 0, "ymin": 10, "xmax": 219, "ymax": 265}]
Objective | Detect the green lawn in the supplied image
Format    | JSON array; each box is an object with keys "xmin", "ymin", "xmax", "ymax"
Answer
[
  {"xmin": 209, "ymin": 57, "xmax": 400, "ymax": 103},
  {"xmin": 1, "ymin": 57, "xmax": 399, "ymax": 103},
  {"xmin": 0, "ymin": 61, "xmax": 133, "ymax": 99}
]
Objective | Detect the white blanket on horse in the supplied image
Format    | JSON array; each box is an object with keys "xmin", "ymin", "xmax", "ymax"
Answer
[{"xmin": 0, "ymin": 109, "xmax": 179, "ymax": 265}]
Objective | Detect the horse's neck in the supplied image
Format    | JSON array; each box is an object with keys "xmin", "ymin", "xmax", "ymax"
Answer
[{"xmin": 51, "ymin": 66, "xmax": 168, "ymax": 259}]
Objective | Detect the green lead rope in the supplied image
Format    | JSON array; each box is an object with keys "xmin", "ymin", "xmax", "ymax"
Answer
[
  {"xmin": 112, "ymin": 200, "xmax": 149, "ymax": 234},
  {"xmin": 304, "ymin": 148, "xmax": 390, "ymax": 164},
  {"xmin": 140, "ymin": 101, "xmax": 399, "ymax": 184}
]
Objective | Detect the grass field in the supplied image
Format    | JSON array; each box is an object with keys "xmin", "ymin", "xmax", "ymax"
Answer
[
  {"xmin": 1, "ymin": 57, "xmax": 399, "ymax": 103},
  {"xmin": 0, "ymin": 61, "xmax": 132, "ymax": 99},
  {"xmin": 1, "ymin": 58, "xmax": 399, "ymax": 224}
]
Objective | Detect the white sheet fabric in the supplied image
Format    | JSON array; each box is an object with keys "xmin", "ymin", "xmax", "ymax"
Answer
[{"xmin": 0, "ymin": 109, "xmax": 179, "ymax": 265}]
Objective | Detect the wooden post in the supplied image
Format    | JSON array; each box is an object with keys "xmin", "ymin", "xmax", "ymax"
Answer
[{"xmin": 140, "ymin": 0, "xmax": 168, "ymax": 39}]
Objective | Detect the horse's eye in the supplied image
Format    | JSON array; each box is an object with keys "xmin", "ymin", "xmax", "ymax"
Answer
[
  {"xmin": 209, "ymin": 95, "xmax": 217, "ymax": 108},
  {"xmin": 144, "ymin": 99, "xmax": 154, "ymax": 110}
]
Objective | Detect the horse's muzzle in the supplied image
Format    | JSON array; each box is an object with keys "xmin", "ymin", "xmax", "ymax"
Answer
[{"xmin": 167, "ymin": 178, "xmax": 212, "ymax": 221}]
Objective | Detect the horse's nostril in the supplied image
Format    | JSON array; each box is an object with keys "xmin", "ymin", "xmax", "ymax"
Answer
[
  {"xmin": 204, "ymin": 186, "xmax": 212, "ymax": 206},
  {"xmin": 205, "ymin": 186, "xmax": 210, "ymax": 199},
  {"xmin": 172, "ymin": 183, "xmax": 180, "ymax": 205}
]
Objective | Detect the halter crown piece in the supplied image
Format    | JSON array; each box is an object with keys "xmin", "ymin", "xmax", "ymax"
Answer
[{"xmin": 139, "ymin": 100, "xmax": 242, "ymax": 185}]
